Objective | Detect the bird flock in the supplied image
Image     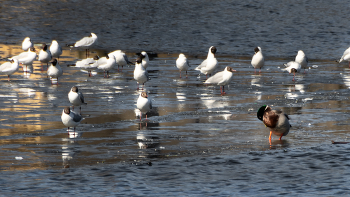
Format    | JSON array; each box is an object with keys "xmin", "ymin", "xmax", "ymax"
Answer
[{"xmin": 1, "ymin": 32, "xmax": 350, "ymax": 141}]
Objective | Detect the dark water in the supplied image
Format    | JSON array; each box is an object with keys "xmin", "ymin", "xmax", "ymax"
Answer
[{"xmin": 0, "ymin": 0, "xmax": 350, "ymax": 196}]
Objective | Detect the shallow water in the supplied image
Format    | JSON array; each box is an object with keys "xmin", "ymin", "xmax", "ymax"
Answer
[{"xmin": 0, "ymin": 0, "xmax": 350, "ymax": 196}]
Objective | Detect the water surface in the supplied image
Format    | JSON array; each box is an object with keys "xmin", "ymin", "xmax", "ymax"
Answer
[{"xmin": 0, "ymin": 0, "xmax": 350, "ymax": 196}]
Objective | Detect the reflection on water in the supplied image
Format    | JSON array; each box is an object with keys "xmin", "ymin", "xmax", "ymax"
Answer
[
  {"xmin": 2, "ymin": 0, "xmax": 350, "ymax": 195},
  {"xmin": 0, "ymin": 40, "xmax": 348, "ymax": 175},
  {"xmin": 61, "ymin": 131, "xmax": 80, "ymax": 168}
]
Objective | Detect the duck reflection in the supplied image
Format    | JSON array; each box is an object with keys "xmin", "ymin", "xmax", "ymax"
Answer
[{"xmin": 268, "ymin": 138, "xmax": 290, "ymax": 149}]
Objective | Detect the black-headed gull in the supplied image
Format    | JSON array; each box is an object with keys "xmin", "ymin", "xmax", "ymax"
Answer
[
  {"xmin": 195, "ymin": 46, "xmax": 218, "ymax": 78},
  {"xmin": 295, "ymin": 50, "xmax": 308, "ymax": 72},
  {"xmin": 97, "ymin": 54, "xmax": 116, "ymax": 78},
  {"xmin": 75, "ymin": 55, "xmax": 99, "ymax": 77},
  {"xmin": 133, "ymin": 57, "xmax": 149, "ymax": 90},
  {"xmin": 38, "ymin": 43, "xmax": 52, "ymax": 71},
  {"xmin": 338, "ymin": 47, "xmax": 350, "ymax": 68},
  {"xmin": 61, "ymin": 106, "xmax": 84, "ymax": 132},
  {"xmin": 68, "ymin": 86, "xmax": 87, "ymax": 114},
  {"xmin": 47, "ymin": 59, "xmax": 63, "ymax": 84},
  {"xmin": 50, "ymin": 40, "xmax": 62, "ymax": 60},
  {"xmin": 257, "ymin": 105, "xmax": 291, "ymax": 142},
  {"xmin": 176, "ymin": 53, "xmax": 190, "ymax": 78},
  {"xmin": 11, "ymin": 47, "xmax": 37, "ymax": 71},
  {"xmin": 109, "ymin": 50, "xmax": 133, "ymax": 71},
  {"xmin": 136, "ymin": 91, "xmax": 152, "ymax": 121},
  {"xmin": 0, "ymin": 59, "xmax": 19, "ymax": 81},
  {"xmin": 251, "ymin": 46, "xmax": 264, "ymax": 73},
  {"xmin": 22, "ymin": 37, "xmax": 33, "ymax": 51},
  {"xmin": 204, "ymin": 66, "xmax": 236, "ymax": 95},
  {"xmin": 70, "ymin": 33, "xmax": 97, "ymax": 58},
  {"xmin": 140, "ymin": 51, "xmax": 149, "ymax": 69},
  {"xmin": 282, "ymin": 61, "xmax": 301, "ymax": 81}
]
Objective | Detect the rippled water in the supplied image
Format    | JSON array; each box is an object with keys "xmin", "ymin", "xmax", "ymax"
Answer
[{"xmin": 1, "ymin": 0, "xmax": 350, "ymax": 196}]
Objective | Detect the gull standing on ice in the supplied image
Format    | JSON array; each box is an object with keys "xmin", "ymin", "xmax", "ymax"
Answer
[
  {"xmin": 50, "ymin": 40, "xmax": 62, "ymax": 60},
  {"xmin": 0, "ymin": 59, "xmax": 19, "ymax": 81},
  {"xmin": 257, "ymin": 105, "xmax": 291, "ymax": 142},
  {"xmin": 68, "ymin": 86, "xmax": 87, "ymax": 114},
  {"xmin": 295, "ymin": 50, "xmax": 308, "ymax": 72},
  {"xmin": 75, "ymin": 55, "xmax": 100, "ymax": 77},
  {"xmin": 97, "ymin": 54, "xmax": 116, "ymax": 78},
  {"xmin": 338, "ymin": 47, "xmax": 350, "ymax": 68},
  {"xmin": 251, "ymin": 46, "xmax": 264, "ymax": 73},
  {"xmin": 47, "ymin": 59, "xmax": 63, "ymax": 84},
  {"xmin": 195, "ymin": 46, "xmax": 218, "ymax": 78},
  {"xmin": 22, "ymin": 37, "xmax": 33, "ymax": 51},
  {"xmin": 38, "ymin": 43, "xmax": 52, "ymax": 71},
  {"xmin": 11, "ymin": 47, "xmax": 37, "ymax": 72},
  {"xmin": 70, "ymin": 33, "xmax": 97, "ymax": 58},
  {"xmin": 134, "ymin": 57, "xmax": 149, "ymax": 90},
  {"xmin": 204, "ymin": 66, "xmax": 236, "ymax": 95},
  {"xmin": 136, "ymin": 91, "xmax": 152, "ymax": 121},
  {"xmin": 282, "ymin": 61, "xmax": 301, "ymax": 81},
  {"xmin": 109, "ymin": 50, "xmax": 133, "ymax": 71},
  {"xmin": 176, "ymin": 53, "xmax": 190, "ymax": 78},
  {"xmin": 61, "ymin": 106, "xmax": 84, "ymax": 132}
]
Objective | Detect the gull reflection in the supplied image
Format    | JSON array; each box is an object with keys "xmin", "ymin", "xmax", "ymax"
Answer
[
  {"xmin": 22, "ymin": 64, "xmax": 33, "ymax": 78},
  {"xmin": 285, "ymin": 84, "xmax": 305, "ymax": 99},
  {"xmin": 176, "ymin": 89, "xmax": 188, "ymax": 111},
  {"xmin": 176, "ymin": 91, "xmax": 187, "ymax": 101},
  {"xmin": 341, "ymin": 71, "xmax": 350, "ymax": 89},
  {"xmin": 200, "ymin": 93, "xmax": 230, "ymax": 109},
  {"xmin": 47, "ymin": 85, "xmax": 58, "ymax": 101},
  {"xmin": 250, "ymin": 75, "xmax": 263, "ymax": 100},
  {"xmin": 61, "ymin": 131, "xmax": 80, "ymax": 168},
  {"xmin": 137, "ymin": 132, "xmax": 160, "ymax": 150},
  {"xmin": 251, "ymin": 76, "xmax": 263, "ymax": 87},
  {"xmin": 18, "ymin": 87, "xmax": 36, "ymax": 98}
]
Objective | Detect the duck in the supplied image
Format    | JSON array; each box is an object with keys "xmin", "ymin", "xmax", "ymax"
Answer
[
  {"xmin": 136, "ymin": 91, "xmax": 152, "ymax": 121},
  {"xmin": 176, "ymin": 53, "xmax": 190, "ymax": 78},
  {"xmin": 282, "ymin": 61, "xmax": 301, "ymax": 81},
  {"xmin": 204, "ymin": 66, "xmax": 236, "ymax": 95},
  {"xmin": 295, "ymin": 50, "xmax": 308, "ymax": 72},
  {"xmin": 257, "ymin": 105, "xmax": 291, "ymax": 141},
  {"xmin": 50, "ymin": 40, "xmax": 62, "ymax": 60},
  {"xmin": 0, "ymin": 59, "xmax": 19, "ymax": 81},
  {"xmin": 134, "ymin": 56, "xmax": 149, "ymax": 90},
  {"xmin": 22, "ymin": 37, "xmax": 33, "ymax": 51},
  {"xmin": 47, "ymin": 59, "xmax": 63, "ymax": 84},
  {"xmin": 68, "ymin": 86, "xmax": 87, "ymax": 114},
  {"xmin": 61, "ymin": 106, "xmax": 84, "ymax": 132},
  {"xmin": 195, "ymin": 46, "xmax": 218, "ymax": 78},
  {"xmin": 251, "ymin": 46, "xmax": 264, "ymax": 73},
  {"xmin": 38, "ymin": 43, "xmax": 52, "ymax": 71}
]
